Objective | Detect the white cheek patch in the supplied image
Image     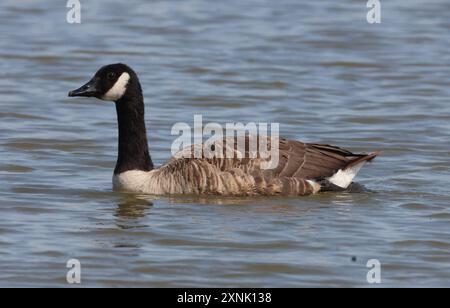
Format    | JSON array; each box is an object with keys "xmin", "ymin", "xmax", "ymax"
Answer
[{"xmin": 102, "ymin": 72, "xmax": 130, "ymax": 101}]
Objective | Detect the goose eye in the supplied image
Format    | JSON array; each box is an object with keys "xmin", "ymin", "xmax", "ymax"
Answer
[{"xmin": 107, "ymin": 72, "xmax": 116, "ymax": 80}]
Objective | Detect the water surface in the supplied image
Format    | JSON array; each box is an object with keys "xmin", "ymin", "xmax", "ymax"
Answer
[{"xmin": 0, "ymin": 0, "xmax": 449, "ymax": 287}]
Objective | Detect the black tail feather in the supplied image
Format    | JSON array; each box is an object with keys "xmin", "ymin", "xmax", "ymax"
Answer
[{"xmin": 317, "ymin": 179, "xmax": 367, "ymax": 193}]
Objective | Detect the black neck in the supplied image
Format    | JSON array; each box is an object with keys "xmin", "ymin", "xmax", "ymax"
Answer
[{"xmin": 114, "ymin": 84, "xmax": 154, "ymax": 175}]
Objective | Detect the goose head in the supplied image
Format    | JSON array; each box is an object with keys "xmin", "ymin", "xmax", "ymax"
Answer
[
  {"xmin": 68, "ymin": 64, "xmax": 153, "ymax": 175},
  {"xmin": 68, "ymin": 63, "xmax": 141, "ymax": 102}
]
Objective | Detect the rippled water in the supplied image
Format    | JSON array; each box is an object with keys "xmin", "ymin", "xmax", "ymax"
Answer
[{"xmin": 1, "ymin": 0, "xmax": 449, "ymax": 287}]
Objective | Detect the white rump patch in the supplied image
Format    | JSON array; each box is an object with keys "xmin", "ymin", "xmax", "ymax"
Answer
[
  {"xmin": 102, "ymin": 72, "xmax": 130, "ymax": 101},
  {"xmin": 327, "ymin": 161, "xmax": 366, "ymax": 189}
]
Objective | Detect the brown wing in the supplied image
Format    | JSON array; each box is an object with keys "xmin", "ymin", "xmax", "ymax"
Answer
[
  {"xmin": 173, "ymin": 136, "xmax": 375, "ymax": 180},
  {"xmin": 269, "ymin": 139, "xmax": 368, "ymax": 179}
]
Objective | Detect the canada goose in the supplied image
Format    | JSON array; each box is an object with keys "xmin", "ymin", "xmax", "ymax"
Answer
[{"xmin": 68, "ymin": 63, "xmax": 378, "ymax": 196}]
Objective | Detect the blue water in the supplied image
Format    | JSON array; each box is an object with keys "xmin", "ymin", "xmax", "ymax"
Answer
[{"xmin": 0, "ymin": 0, "xmax": 449, "ymax": 287}]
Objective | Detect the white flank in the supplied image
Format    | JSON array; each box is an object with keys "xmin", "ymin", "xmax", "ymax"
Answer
[
  {"xmin": 102, "ymin": 72, "xmax": 130, "ymax": 101},
  {"xmin": 327, "ymin": 161, "xmax": 366, "ymax": 189}
]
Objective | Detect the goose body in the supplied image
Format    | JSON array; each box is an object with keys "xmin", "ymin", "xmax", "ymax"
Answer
[{"xmin": 69, "ymin": 64, "xmax": 378, "ymax": 196}]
